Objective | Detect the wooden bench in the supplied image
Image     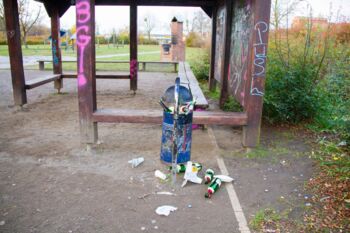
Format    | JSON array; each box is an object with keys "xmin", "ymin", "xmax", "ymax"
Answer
[
  {"xmin": 38, "ymin": 60, "xmax": 178, "ymax": 72},
  {"xmin": 139, "ymin": 61, "xmax": 178, "ymax": 72},
  {"xmin": 25, "ymin": 74, "xmax": 61, "ymax": 89},
  {"xmin": 178, "ymin": 62, "xmax": 209, "ymax": 109},
  {"xmin": 92, "ymin": 109, "xmax": 247, "ymax": 125},
  {"xmin": 62, "ymin": 73, "xmax": 130, "ymax": 79}
]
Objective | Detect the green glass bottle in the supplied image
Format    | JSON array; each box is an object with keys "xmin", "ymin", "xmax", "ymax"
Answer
[
  {"xmin": 168, "ymin": 162, "xmax": 202, "ymax": 173},
  {"xmin": 204, "ymin": 169, "xmax": 215, "ymax": 184},
  {"xmin": 205, "ymin": 178, "xmax": 222, "ymax": 198}
]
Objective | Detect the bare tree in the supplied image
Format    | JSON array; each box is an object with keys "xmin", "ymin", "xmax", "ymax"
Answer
[
  {"xmin": 18, "ymin": 0, "xmax": 42, "ymax": 48},
  {"xmin": 144, "ymin": 14, "xmax": 156, "ymax": 40},
  {"xmin": 0, "ymin": 2, "xmax": 5, "ymax": 33},
  {"xmin": 271, "ymin": 0, "xmax": 303, "ymax": 67},
  {"xmin": 191, "ymin": 10, "xmax": 210, "ymax": 37}
]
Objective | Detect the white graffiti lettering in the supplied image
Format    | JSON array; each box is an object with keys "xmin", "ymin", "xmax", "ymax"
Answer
[{"xmin": 250, "ymin": 21, "xmax": 268, "ymax": 96}]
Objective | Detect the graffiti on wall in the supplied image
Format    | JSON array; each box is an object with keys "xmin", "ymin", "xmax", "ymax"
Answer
[
  {"xmin": 228, "ymin": 0, "xmax": 252, "ymax": 106},
  {"xmin": 76, "ymin": 0, "xmax": 91, "ymax": 87},
  {"xmin": 130, "ymin": 59, "xmax": 137, "ymax": 79},
  {"xmin": 250, "ymin": 21, "xmax": 268, "ymax": 96},
  {"xmin": 52, "ymin": 39, "xmax": 59, "ymax": 65},
  {"xmin": 214, "ymin": 5, "xmax": 226, "ymax": 83},
  {"xmin": 7, "ymin": 30, "xmax": 15, "ymax": 38}
]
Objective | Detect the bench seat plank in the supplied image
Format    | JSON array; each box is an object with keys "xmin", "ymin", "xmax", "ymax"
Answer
[
  {"xmin": 62, "ymin": 73, "xmax": 130, "ymax": 79},
  {"xmin": 178, "ymin": 62, "xmax": 209, "ymax": 109},
  {"xmin": 25, "ymin": 74, "xmax": 61, "ymax": 89}
]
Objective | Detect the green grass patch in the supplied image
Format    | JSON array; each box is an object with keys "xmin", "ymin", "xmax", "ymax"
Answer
[
  {"xmin": 0, "ymin": 44, "xmax": 159, "ymax": 57},
  {"xmin": 250, "ymin": 208, "xmax": 282, "ymax": 231},
  {"xmin": 245, "ymin": 146, "xmax": 270, "ymax": 159},
  {"xmin": 311, "ymin": 140, "xmax": 350, "ymax": 180},
  {"xmin": 199, "ymin": 81, "xmax": 220, "ymax": 100}
]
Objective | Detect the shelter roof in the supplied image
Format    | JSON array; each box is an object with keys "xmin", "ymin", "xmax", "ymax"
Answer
[{"xmin": 35, "ymin": 0, "xmax": 216, "ymax": 17}]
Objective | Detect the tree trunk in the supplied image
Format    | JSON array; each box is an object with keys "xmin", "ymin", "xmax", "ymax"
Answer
[
  {"xmin": 147, "ymin": 32, "xmax": 151, "ymax": 41},
  {"xmin": 22, "ymin": 32, "xmax": 28, "ymax": 48}
]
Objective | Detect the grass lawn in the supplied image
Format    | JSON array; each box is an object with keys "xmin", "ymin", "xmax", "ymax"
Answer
[
  {"xmin": 0, "ymin": 44, "xmax": 160, "ymax": 57},
  {"xmin": 16, "ymin": 44, "xmax": 206, "ymax": 72}
]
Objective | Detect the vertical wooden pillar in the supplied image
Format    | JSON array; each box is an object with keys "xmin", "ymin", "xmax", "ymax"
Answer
[
  {"xmin": 3, "ymin": 0, "xmax": 27, "ymax": 106},
  {"xmin": 130, "ymin": 2, "xmax": 138, "ymax": 92},
  {"xmin": 50, "ymin": 8, "xmax": 63, "ymax": 92},
  {"xmin": 219, "ymin": 0, "xmax": 233, "ymax": 108},
  {"xmin": 76, "ymin": 0, "xmax": 97, "ymax": 144},
  {"xmin": 243, "ymin": 0, "xmax": 271, "ymax": 147},
  {"xmin": 208, "ymin": 6, "xmax": 217, "ymax": 92}
]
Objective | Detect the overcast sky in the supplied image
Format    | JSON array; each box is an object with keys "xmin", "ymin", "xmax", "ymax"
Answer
[{"xmin": 32, "ymin": 0, "xmax": 349, "ymax": 34}]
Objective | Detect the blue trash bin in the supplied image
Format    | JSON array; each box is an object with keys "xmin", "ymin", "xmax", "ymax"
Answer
[
  {"xmin": 160, "ymin": 111, "xmax": 193, "ymax": 164},
  {"xmin": 160, "ymin": 79, "xmax": 193, "ymax": 164}
]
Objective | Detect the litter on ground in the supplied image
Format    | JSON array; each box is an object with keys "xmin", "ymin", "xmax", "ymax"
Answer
[{"xmin": 155, "ymin": 205, "xmax": 178, "ymax": 216}]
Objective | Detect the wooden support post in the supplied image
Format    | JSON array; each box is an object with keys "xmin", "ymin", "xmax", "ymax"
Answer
[
  {"xmin": 76, "ymin": 0, "xmax": 98, "ymax": 144},
  {"xmin": 219, "ymin": 0, "xmax": 233, "ymax": 108},
  {"xmin": 39, "ymin": 61, "xmax": 45, "ymax": 70},
  {"xmin": 51, "ymin": 8, "xmax": 63, "ymax": 93},
  {"xmin": 242, "ymin": 0, "xmax": 271, "ymax": 147},
  {"xmin": 3, "ymin": 0, "xmax": 27, "ymax": 106},
  {"xmin": 208, "ymin": 6, "xmax": 217, "ymax": 92},
  {"xmin": 142, "ymin": 62, "xmax": 146, "ymax": 71},
  {"xmin": 130, "ymin": 2, "xmax": 138, "ymax": 91}
]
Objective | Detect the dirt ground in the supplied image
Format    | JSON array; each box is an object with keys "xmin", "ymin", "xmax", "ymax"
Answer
[{"xmin": 0, "ymin": 70, "xmax": 314, "ymax": 232}]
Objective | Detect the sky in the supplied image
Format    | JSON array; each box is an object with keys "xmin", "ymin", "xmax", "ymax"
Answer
[{"xmin": 31, "ymin": 0, "xmax": 349, "ymax": 35}]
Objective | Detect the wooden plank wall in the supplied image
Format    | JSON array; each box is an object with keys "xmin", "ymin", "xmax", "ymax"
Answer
[
  {"xmin": 219, "ymin": 0, "xmax": 233, "ymax": 108},
  {"xmin": 213, "ymin": 0, "xmax": 226, "ymax": 84},
  {"xmin": 227, "ymin": 0, "xmax": 254, "ymax": 107},
  {"xmin": 208, "ymin": 5, "xmax": 217, "ymax": 92}
]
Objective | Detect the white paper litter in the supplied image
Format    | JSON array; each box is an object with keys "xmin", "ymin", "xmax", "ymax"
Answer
[
  {"xmin": 155, "ymin": 205, "xmax": 177, "ymax": 216},
  {"xmin": 182, "ymin": 161, "xmax": 202, "ymax": 187},
  {"xmin": 213, "ymin": 175, "xmax": 234, "ymax": 182},
  {"xmin": 156, "ymin": 191, "xmax": 176, "ymax": 196},
  {"xmin": 154, "ymin": 170, "xmax": 167, "ymax": 180},
  {"xmin": 128, "ymin": 157, "xmax": 144, "ymax": 168}
]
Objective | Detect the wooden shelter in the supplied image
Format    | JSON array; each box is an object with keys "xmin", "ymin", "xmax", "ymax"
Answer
[{"xmin": 3, "ymin": 0, "xmax": 271, "ymax": 147}]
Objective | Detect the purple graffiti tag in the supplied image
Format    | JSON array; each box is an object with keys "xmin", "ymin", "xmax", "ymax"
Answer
[
  {"xmin": 78, "ymin": 74, "xmax": 87, "ymax": 86},
  {"xmin": 76, "ymin": 26, "xmax": 91, "ymax": 73},
  {"xmin": 130, "ymin": 59, "xmax": 137, "ymax": 79},
  {"xmin": 76, "ymin": 0, "xmax": 91, "ymax": 87},
  {"xmin": 76, "ymin": 1, "xmax": 90, "ymax": 23},
  {"xmin": 250, "ymin": 21, "xmax": 268, "ymax": 96}
]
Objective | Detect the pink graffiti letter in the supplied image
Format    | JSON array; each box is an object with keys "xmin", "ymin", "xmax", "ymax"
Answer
[{"xmin": 76, "ymin": 1, "xmax": 90, "ymax": 23}]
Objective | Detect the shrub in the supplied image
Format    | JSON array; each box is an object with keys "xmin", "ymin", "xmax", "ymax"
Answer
[
  {"xmin": 312, "ymin": 43, "xmax": 350, "ymax": 142},
  {"xmin": 264, "ymin": 15, "xmax": 331, "ymax": 124},
  {"xmin": 186, "ymin": 32, "xmax": 205, "ymax": 48},
  {"xmin": 264, "ymin": 17, "xmax": 349, "ymax": 142},
  {"xmin": 190, "ymin": 49, "xmax": 210, "ymax": 81},
  {"xmin": 264, "ymin": 51, "xmax": 322, "ymax": 123}
]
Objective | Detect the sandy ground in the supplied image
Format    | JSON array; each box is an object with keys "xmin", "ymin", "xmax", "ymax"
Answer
[{"xmin": 0, "ymin": 70, "xmax": 314, "ymax": 232}]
